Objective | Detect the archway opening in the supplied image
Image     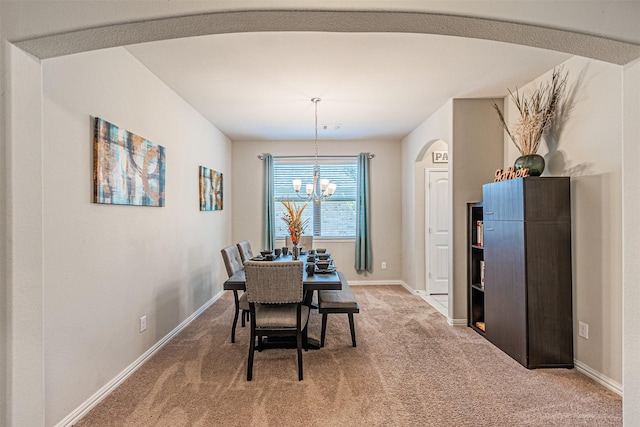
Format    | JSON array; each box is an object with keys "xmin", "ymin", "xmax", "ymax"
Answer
[{"xmin": 414, "ymin": 139, "xmax": 450, "ymax": 316}]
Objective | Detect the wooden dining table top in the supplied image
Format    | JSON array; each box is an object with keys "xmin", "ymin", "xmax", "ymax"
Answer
[{"xmin": 223, "ymin": 254, "xmax": 342, "ymax": 292}]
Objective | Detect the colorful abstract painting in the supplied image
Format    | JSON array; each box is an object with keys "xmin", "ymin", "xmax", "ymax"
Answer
[
  {"xmin": 93, "ymin": 117, "xmax": 166, "ymax": 207},
  {"xmin": 199, "ymin": 166, "xmax": 223, "ymax": 211}
]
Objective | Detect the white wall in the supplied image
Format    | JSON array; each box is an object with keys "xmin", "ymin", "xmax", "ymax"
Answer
[
  {"xmin": 231, "ymin": 139, "xmax": 402, "ymax": 282},
  {"xmin": 450, "ymin": 99, "xmax": 505, "ymax": 321},
  {"xmin": 5, "ymin": 42, "xmax": 47, "ymax": 427},
  {"xmin": 41, "ymin": 47, "xmax": 232, "ymax": 425},
  {"xmin": 623, "ymin": 57, "xmax": 640, "ymax": 424},
  {"xmin": 0, "ymin": 4, "xmax": 6, "ymax": 422},
  {"xmin": 401, "ymin": 101, "xmax": 453, "ymax": 293},
  {"xmin": 412, "ymin": 139, "xmax": 448, "ymax": 293},
  {"xmin": 401, "ymin": 99, "xmax": 504, "ymax": 323},
  {"xmin": 503, "ymin": 57, "xmax": 623, "ymax": 386}
]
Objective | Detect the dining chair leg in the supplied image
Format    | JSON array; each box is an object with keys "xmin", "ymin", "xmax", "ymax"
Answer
[
  {"xmin": 348, "ymin": 313, "xmax": 357, "ymax": 347},
  {"xmin": 320, "ymin": 313, "xmax": 328, "ymax": 348},
  {"xmin": 231, "ymin": 290, "xmax": 240, "ymax": 343},
  {"xmin": 297, "ymin": 329, "xmax": 303, "ymax": 381},
  {"xmin": 303, "ymin": 326, "xmax": 309, "ymax": 351},
  {"xmin": 247, "ymin": 324, "xmax": 255, "ymax": 381}
]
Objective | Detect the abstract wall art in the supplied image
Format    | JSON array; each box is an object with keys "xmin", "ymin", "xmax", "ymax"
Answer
[
  {"xmin": 93, "ymin": 117, "xmax": 166, "ymax": 207},
  {"xmin": 199, "ymin": 166, "xmax": 223, "ymax": 211}
]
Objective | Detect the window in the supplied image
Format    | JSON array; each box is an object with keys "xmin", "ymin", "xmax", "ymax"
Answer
[{"xmin": 273, "ymin": 157, "xmax": 357, "ymax": 238}]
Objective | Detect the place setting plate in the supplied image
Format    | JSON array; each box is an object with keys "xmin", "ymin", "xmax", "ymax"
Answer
[{"xmin": 314, "ymin": 267, "xmax": 336, "ymax": 274}]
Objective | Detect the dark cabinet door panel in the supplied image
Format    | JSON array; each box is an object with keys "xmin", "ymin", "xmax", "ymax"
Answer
[
  {"xmin": 483, "ymin": 179, "xmax": 524, "ymax": 221},
  {"xmin": 484, "ymin": 220, "xmax": 527, "ymax": 365},
  {"xmin": 525, "ymin": 222, "xmax": 574, "ymax": 367},
  {"xmin": 523, "ymin": 178, "xmax": 572, "ymax": 222}
]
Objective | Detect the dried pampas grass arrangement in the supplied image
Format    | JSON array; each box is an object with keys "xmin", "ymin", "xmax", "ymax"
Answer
[{"xmin": 493, "ymin": 67, "xmax": 568, "ymax": 156}]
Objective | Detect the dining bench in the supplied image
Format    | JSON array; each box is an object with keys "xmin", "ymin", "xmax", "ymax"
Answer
[{"xmin": 318, "ymin": 272, "xmax": 360, "ymax": 347}]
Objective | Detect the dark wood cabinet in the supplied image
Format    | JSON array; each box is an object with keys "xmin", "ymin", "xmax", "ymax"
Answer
[{"xmin": 471, "ymin": 177, "xmax": 573, "ymax": 369}]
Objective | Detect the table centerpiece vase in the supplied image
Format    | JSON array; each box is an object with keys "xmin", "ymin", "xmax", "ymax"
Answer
[{"xmin": 278, "ymin": 197, "xmax": 308, "ymax": 262}]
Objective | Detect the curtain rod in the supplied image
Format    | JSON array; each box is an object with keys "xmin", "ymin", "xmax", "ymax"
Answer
[{"xmin": 257, "ymin": 153, "xmax": 375, "ymax": 160}]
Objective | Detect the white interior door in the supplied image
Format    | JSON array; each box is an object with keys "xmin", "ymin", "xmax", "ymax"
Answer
[{"xmin": 426, "ymin": 169, "xmax": 449, "ymax": 295}]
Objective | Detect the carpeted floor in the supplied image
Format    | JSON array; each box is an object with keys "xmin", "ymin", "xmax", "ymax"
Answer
[{"xmin": 74, "ymin": 285, "xmax": 621, "ymax": 426}]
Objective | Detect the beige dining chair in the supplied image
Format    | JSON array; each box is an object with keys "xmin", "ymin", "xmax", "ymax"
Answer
[
  {"xmin": 221, "ymin": 245, "xmax": 249, "ymax": 343},
  {"xmin": 285, "ymin": 235, "xmax": 313, "ymax": 252},
  {"xmin": 244, "ymin": 260, "xmax": 308, "ymax": 381},
  {"xmin": 237, "ymin": 240, "xmax": 254, "ymax": 263}
]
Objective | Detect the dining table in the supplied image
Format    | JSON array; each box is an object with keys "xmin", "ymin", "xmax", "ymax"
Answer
[{"xmin": 223, "ymin": 253, "xmax": 342, "ymax": 349}]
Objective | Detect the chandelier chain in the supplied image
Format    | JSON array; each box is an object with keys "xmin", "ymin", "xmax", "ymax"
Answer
[{"xmin": 314, "ymin": 98, "xmax": 320, "ymax": 172}]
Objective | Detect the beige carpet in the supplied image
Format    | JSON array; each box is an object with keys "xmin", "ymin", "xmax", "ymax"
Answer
[{"xmin": 74, "ymin": 285, "xmax": 621, "ymax": 426}]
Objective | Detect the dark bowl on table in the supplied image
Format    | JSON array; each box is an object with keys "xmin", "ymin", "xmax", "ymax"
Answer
[
  {"xmin": 316, "ymin": 248, "xmax": 327, "ymax": 253},
  {"xmin": 316, "ymin": 260, "xmax": 331, "ymax": 270},
  {"xmin": 260, "ymin": 250, "xmax": 272, "ymax": 257},
  {"xmin": 317, "ymin": 253, "xmax": 331, "ymax": 260}
]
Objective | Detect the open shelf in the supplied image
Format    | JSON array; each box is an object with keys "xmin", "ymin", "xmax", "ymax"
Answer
[
  {"xmin": 471, "ymin": 322, "xmax": 486, "ymax": 335},
  {"xmin": 468, "ymin": 202, "xmax": 485, "ymax": 335},
  {"xmin": 471, "ymin": 283, "xmax": 485, "ymax": 292}
]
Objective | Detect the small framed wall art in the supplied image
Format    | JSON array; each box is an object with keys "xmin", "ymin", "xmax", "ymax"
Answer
[
  {"xmin": 432, "ymin": 151, "xmax": 448, "ymax": 163},
  {"xmin": 199, "ymin": 166, "xmax": 223, "ymax": 211},
  {"xmin": 93, "ymin": 117, "xmax": 166, "ymax": 207}
]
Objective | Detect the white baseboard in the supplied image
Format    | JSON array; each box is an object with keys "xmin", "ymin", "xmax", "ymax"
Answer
[
  {"xmin": 55, "ymin": 290, "xmax": 225, "ymax": 427},
  {"xmin": 447, "ymin": 318, "xmax": 468, "ymax": 326},
  {"xmin": 574, "ymin": 359, "xmax": 623, "ymax": 397}
]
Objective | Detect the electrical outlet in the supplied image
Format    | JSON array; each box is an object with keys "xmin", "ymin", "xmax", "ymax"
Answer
[
  {"xmin": 578, "ymin": 321, "xmax": 589, "ymax": 339},
  {"xmin": 140, "ymin": 315, "xmax": 147, "ymax": 332},
  {"xmin": 381, "ymin": 262, "xmax": 387, "ymax": 270}
]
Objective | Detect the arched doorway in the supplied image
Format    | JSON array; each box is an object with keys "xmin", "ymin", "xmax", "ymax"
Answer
[{"xmin": 414, "ymin": 139, "xmax": 449, "ymax": 315}]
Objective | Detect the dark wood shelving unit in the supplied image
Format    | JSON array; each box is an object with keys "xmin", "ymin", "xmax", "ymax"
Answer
[
  {"xmin": 479, "ymin": 177, "xmax": 573, "ymax": 369},
  {"xmin": 467, "ymin": 202, "xmax": 485, "ymax": 336}
]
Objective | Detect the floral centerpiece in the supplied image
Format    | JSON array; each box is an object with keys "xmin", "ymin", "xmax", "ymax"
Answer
[
  {"xmin": 278, "ymin": 197, "xmax": 309, "ymax": 259},
  {"xmin": 492, "ymin": 67, "xmax": 568, "ymax": 176}
]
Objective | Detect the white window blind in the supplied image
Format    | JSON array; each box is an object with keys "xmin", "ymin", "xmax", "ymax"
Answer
[{"xmin": 273, "ymin": 158, "xmax": 357, "ymax": 238}]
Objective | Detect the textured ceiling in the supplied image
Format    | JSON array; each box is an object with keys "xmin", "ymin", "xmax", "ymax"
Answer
[
  {"xmin": 14, "ymin": 7, "xmax": 639, "ymax": 141},
  {"xmin": 125, "ymin": 31, "xmax": 571, "ymax": 140}
]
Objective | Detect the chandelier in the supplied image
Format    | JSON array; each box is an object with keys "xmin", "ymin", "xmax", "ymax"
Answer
[{"xmin": 292, "ymin": 97, "xmax": 337, "ymax": 201}]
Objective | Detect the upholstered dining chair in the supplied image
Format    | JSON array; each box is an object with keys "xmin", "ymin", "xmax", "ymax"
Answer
[
  {"xmin": 285, "ymin": 235, "xmax": 313, "ymax": 252},
  {"xmin": 237, "ymin": 240, "xmax": 254, "ymax": 263},
  {"xmin": 244, "ymin": 261, "xmax": 308, "ymax": 381},
  {"xmin": 221, "ymin": 245, "xmax": 249, "ymax": 343}
]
